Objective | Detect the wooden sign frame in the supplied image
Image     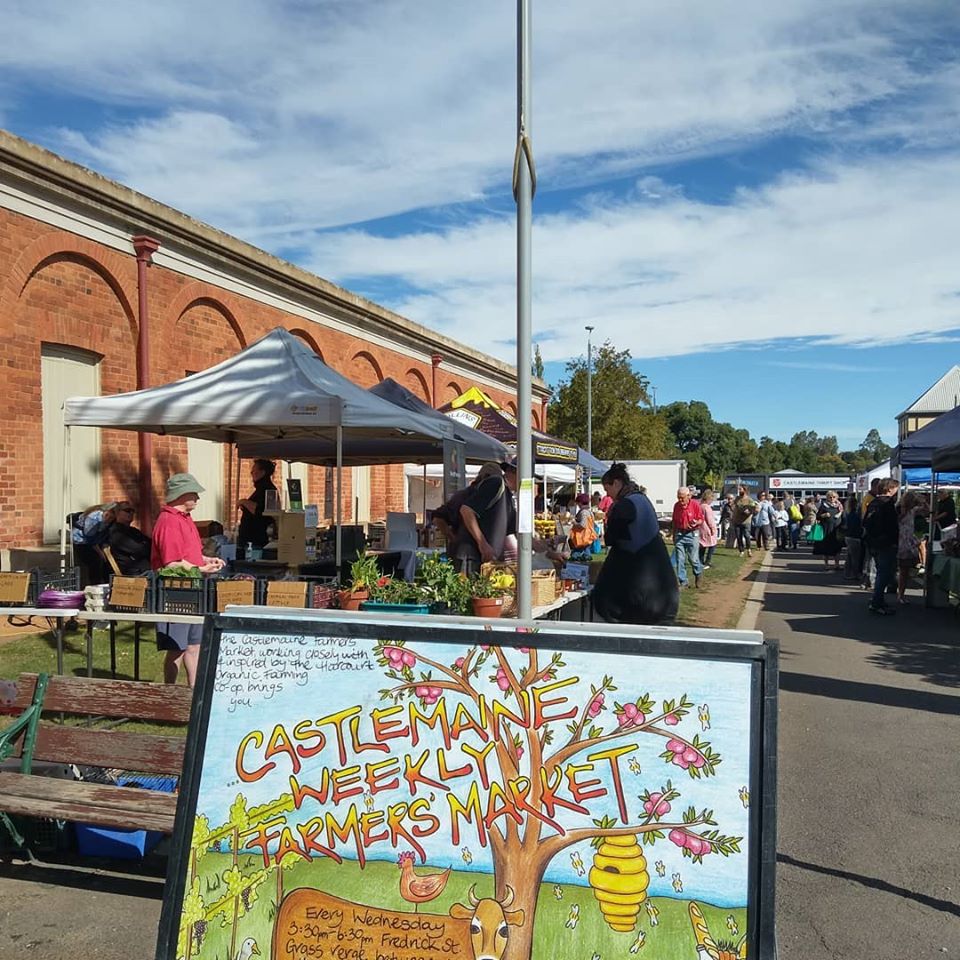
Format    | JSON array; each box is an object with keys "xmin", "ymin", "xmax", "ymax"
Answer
[{"xmin": 157, "ymin": 614, "xmax": 778, "ymax": 960}]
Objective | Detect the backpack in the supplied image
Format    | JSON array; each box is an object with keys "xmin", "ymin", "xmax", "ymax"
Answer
[{"xmin": 862, "ymin": 499, "xmax": 888, "ymax": 547}]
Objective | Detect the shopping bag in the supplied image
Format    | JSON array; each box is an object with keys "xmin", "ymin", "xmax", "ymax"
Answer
[{"xmin": 807, "ymin": 523, "xmax": 825, "ymax": 543}]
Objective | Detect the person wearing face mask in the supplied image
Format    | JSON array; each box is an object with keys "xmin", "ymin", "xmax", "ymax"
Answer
[{"xmin": 592, "ymin": 462, "xmax": 679, "ymax": 624}]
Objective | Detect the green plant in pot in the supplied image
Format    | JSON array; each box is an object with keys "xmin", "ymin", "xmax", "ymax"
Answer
[
  {"xmin": 339, "ymin": 552, "xmax": 381, "ymax": 610},
  {"xmin": 368, "ymin": 575, "xmax": 424, "ymax": 605},
  {"xmin": 416, "ymin": 553, "xmax": 470, "ymax": 615},
  {"xmin": 468, "ymin": 570, "xmax": 510, "ymax": 618}
]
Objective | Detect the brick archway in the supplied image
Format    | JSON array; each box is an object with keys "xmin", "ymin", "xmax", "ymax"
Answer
[
  {"xmin": 289, "ymin": 327, "xmax": 325, "ymax": 362},
  {"xmin": 350, "ymin": 350, "xmax": 384, "ymax": 388},
  {"xmin": 1, "ymin": 233, "xmax": 138, "ymax": 344},
  {"xmin": 404, "ymin": 368, "xmax": 431, "ymax": 402},
  {"xmin": 166, "ymin": 283, "xmax": 246, "ymax": 350},
  {"xmin": 445, "ymin": 380, "xmax": 464, "ymax": 402}
]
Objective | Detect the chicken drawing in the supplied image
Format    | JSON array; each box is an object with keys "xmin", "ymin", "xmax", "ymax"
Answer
[
  {"xmin": 236, "ymin": 938, "xmax": 261, "ymax": 960},
  {"xmin": 698, "ymin": 704, "xmax": 711, "ymax": 730},
  {"xmin": 570, "ymin": 851, "xmax": 586, "ymax": 876},
  {"xmin": 672, "ymin": 873, "xmax": 683, "ymax": 894},
  {"xmin": 644, "ymin": 901, "xmax": 660, "ymax": 926},
  {"xmin": 654, "ymin": 860, "xmax": 666, "ymax": 878},
  {"xmin": 553, "ymin": 884, "xmax": 564, "ymax": 901},
  {"xmin": 565, "ymin": 904, "xmax": 580, "ymax": 929},
  {"xmin": 628, "ymin": 756, "xmax": 642, "ymax": 775},
  {"xmin": 397, "ymin": 851, "xmax": 451, "ymax": 911},
  {"xmin": 628, "ymin": 931, "xmax": 646, "ymax": 953},
  {"xmin": 738, "ymin": 786, "xmax": 750, "ymax": 809}
]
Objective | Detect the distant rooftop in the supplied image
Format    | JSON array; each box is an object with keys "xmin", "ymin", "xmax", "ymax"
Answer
[{"xmin": 897, "ymin": 365, "xmax": 960, "ymax": 418}]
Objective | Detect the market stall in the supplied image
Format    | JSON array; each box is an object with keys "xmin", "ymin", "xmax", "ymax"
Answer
[{"xmin": 62, "ymin": 328, "xmax": 455, "ymax": 567}]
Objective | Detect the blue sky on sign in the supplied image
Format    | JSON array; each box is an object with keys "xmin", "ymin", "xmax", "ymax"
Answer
[{"xmin": 2, "ymin": 1, "xmax": 959, "ymax": 448}]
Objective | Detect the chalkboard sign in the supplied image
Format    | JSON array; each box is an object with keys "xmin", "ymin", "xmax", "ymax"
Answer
[{"xmin": 157, "ymin": 614, "xmax": 777, "ymax": 960}]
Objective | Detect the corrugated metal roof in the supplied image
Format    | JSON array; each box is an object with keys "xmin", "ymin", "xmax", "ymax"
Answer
[{"xmin": 897, "ymin": 366, "xmax": 960, "ymax": 418}]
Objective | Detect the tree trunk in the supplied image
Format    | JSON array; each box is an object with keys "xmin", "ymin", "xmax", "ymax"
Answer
[{"xmin": 497, "ymin": 852, "xmax": 549, "ymax": 960}]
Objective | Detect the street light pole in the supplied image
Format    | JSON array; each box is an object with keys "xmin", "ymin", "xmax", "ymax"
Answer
[{"xmin": 585, "ymin": 325, "xmax": 594, "ymax": 472}]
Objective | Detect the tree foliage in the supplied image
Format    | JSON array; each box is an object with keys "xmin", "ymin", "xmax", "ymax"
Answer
[
  {"xmin": 549, "ymin": 342, "xmax": 672, "ymax": 459},
  {"xmin": 545, "ymin": 338, "xmax": 891, "ymax": 485}
]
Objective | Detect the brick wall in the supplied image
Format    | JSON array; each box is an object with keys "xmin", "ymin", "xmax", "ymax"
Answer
[{"xmin": 0, "ymin": 207, "xmax": 537, "ymax": 549}]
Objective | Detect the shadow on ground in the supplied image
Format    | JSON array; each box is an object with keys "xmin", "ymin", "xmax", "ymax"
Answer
[{"xmin": 764, "ymin": 550, "xmax": 960, "ymax": 689}]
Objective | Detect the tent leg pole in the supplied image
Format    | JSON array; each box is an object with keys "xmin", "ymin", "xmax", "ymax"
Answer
[
  {"xmin": 336, "ymin": 426, "xmax": 343, "ymax": 573},
  {"xmin": 422, "ymin": 465, "xmax": 427, "ymax": 524},
  {"xmin": 926, "ymin": 477, "xmax": 937, "ymax": 608},
  {"xmin": 60, "ymin": 418, "xmax": 70, "ymax": 573}
]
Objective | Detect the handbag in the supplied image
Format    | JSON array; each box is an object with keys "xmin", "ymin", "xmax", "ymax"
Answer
[
  {"xmin": 569, "ymin": 515, "xmax": 597, "ymax": 550},
  {"xmin": 788, "ymin": 504, "xmax": 802, "ymax": 522},
  {"xmin": 808, "ymin": 522, "xmax": 825, "ymax": 543}
]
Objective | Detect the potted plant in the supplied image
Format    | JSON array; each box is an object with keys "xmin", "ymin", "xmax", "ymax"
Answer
[
  {"xmin": 361, "ymin": 575, "xmax": 431, "ymax": 614},
  {"xmin": 416, "ymin": 553, "xmax": 470, "ymax": 616},
  {"xmin": 338, "ymin": 552, "xmax": 381, "ymax": 611},
  {"xmin": 468, "ymin": 569, "xmax": 513, "ymax": 618}
]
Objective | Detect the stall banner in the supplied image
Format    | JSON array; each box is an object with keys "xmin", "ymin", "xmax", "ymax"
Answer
[
  {"xmin": 442, "ymin": 438, "xmax": 467, "ymax": 504},
  {"xmin": 157, "ymin": 615, "xmax": 776, "ymax": 960}
]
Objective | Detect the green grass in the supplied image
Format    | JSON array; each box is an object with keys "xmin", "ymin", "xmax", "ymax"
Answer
[
  {"xmin": 676, "ymin": 545, "xmax": 754, "ymax": 627},
  {"xmin": 0, "ymin": 622, "xmax": 186, "ymax": 735},
  {"xmin": 184, "ymin": 852, "xmax": 746, "ymax": 960}
]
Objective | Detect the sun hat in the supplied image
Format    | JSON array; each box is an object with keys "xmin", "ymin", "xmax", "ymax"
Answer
[{"xmin": 165, "ymin": 472, "xmax": 205, "ymax": 503}]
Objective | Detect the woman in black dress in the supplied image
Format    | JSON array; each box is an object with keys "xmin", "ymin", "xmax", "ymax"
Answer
[
  {"xmin": 593, "ymin": 462, "xmax": 679, "ymax": 625},
  {"xmin": 813, "ymin": 489, "xmax": 844, "ymax": 569},
  {"xmin": 237, "ymin": 458, "xmax": 278, "ymax": 550}
]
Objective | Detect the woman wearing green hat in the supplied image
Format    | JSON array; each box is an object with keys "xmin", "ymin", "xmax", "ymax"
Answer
[{"xmin": 151, "ymin": 472, "xmax": 225, "ymax": 686}]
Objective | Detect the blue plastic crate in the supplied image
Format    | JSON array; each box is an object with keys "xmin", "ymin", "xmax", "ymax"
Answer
[
  {"xmin": 75, "ymin": 775, "xmax": 177, "ymax": 860},
  {"xmin": 359, "ymin": 601, "xmax": 432, "ymax": 615}
]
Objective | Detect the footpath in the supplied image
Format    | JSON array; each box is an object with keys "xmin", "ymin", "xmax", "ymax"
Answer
[{"xmin": 755, "ymin": 548, "xmax": 960, "ymax": 959}]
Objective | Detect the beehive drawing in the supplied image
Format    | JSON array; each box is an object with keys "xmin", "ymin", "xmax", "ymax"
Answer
[{"xmin": 588, "ymin": 834, "xmax": 650, "ymax": 932}]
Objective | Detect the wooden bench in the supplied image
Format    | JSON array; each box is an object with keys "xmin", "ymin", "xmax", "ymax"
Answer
[{"xmin": 0, "ymin": 672, "xmax": 191, "ymax": 852}]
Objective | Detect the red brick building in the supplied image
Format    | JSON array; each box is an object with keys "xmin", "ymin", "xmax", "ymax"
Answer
[{"xmin": 0, "ymin": 131, "xmax": 549, "ymax": 554}]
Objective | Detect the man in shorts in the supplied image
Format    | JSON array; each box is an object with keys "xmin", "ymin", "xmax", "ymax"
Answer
[{"xmin": 152, "ymin": 473, "xmax": 224, "ymax": 686}]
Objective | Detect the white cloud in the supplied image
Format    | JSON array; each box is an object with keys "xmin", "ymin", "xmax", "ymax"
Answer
[
  {"xmin": 1, "ymin": 0, "xmax": 950, "ymax": 232},
  {"xmin": 302, "ymin": 151, "xmax": 960, "ymax": 362}
]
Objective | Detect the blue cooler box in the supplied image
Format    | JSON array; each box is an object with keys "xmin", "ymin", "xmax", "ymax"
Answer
[{"xmin": 75, "ymin": 775, "xmax": 177, "ymax": 859}]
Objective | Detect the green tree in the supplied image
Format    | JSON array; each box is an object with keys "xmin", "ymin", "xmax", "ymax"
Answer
[
  {"xmin": 532, "ymin": 344, "xmax": 545, "ymax": 379},
  {"xmin": 549, "ymin": 342, "xmax": 671, "ymax": 459},
  {"xmin": 858, "ymin": 428, "xmax": 892, "ymax": 465}
]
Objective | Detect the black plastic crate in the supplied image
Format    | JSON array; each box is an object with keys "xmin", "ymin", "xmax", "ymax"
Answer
[
  {"xmin": 0, "ymin": 567, "xmax": 81, "ymax": 607},
  {"xmin": 107, "ymin": 572, "xmax": 157, "ymax": 613},
  {"xmin": 155, "ymin": 576, "xmax": 209, "ymax": 615}
]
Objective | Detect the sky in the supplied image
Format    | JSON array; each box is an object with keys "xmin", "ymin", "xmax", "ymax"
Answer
[{"xmin": 2, "ymin": 0, "xmax": 960, "ymax": 449}]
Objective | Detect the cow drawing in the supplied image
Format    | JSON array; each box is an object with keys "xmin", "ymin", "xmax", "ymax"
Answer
[{"xmin": 449, "ymin": 885, "xmax": 526, "ymax": 960}]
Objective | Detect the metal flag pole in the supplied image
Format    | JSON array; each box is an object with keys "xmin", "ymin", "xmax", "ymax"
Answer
[{"xmin": 514, "ymin": 0, "xmax": 536, "ymax": 619}]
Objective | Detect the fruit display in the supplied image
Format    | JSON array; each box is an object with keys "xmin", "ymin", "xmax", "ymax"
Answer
[
  {"xmin": 588, "ymin": 834, "xmax": 650, "ymax": 932},
  {"xmin": 534, "ymin": 515, "xmax": 558, "ymax": 538}
]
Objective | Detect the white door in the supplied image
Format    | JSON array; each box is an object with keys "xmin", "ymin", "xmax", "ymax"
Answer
[
  {"xmin": 42, "ymin": 346, "xmax": 100, "ymax": 543},
  {"xmin": 187, "ymin": 437, "xmax": 224, "ymax": 523},
  {"xmin": 352, "ymin": 466, "xmax": 371, "ymax": 523}
]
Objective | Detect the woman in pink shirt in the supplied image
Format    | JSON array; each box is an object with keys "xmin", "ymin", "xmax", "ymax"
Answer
[
  {"xmin": 152, "ymin": 473, "xmax": 224, "ymax": 687},
  {"xmin": 698, "ymin": 488, "xmax": 718, "ymax": 569}
]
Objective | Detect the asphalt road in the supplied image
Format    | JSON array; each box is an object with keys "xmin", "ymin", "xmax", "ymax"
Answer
[{"xmin": 760, "ymin": 548, "xmax": 960, "ymax": 960}]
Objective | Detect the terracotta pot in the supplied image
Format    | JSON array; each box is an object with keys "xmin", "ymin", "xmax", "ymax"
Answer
[
  {"xmin": 471, "ymin": 596, "xmax": 504, "ymax": 618},
  {"xmin": 338, "ymin": 589, "xmax": 369, "ymax": 611}
]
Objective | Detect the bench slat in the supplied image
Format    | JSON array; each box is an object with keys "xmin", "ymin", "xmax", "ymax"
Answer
[
  {"xmin": 14, "ymin": 673, "xmax": 192, "ymax": 723},
  {"xmin": 8, "ymin": 724, "xmax": 186, "ymax": 775},
  {"xmin": 0, "ymin": 773, "xmax": 177, "ymax": 832}
]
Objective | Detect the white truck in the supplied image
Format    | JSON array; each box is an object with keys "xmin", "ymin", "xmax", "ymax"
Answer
[{"xmin": 594, "ymin": 459, "xmax": 687, "ymax": 520}]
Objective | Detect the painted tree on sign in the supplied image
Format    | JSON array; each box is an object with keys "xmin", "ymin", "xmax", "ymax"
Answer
[{"xmin": 375, "ymin": 639, "xmax": 742, "ymax": 960}]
